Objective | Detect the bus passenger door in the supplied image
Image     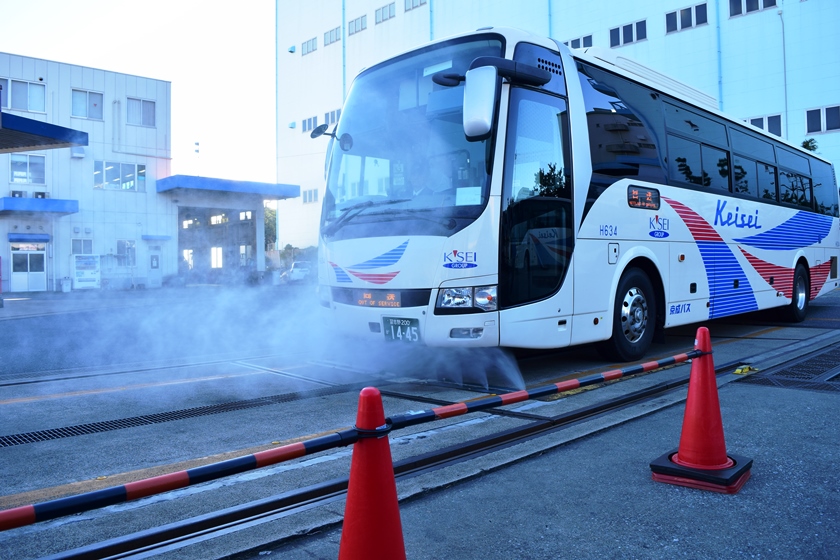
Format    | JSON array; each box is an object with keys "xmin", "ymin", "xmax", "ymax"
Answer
[{"xmin": 498, "ymin": 88, "xmax": 575, "ymax": 349}]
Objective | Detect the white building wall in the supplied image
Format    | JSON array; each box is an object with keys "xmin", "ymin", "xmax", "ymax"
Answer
[
  {"xmin": 0, "ymin": 52, "xmax": 173, "ymax": 292},
  {"xmin": 276, "ymin": 0, "xmax": 840, "ymax": 248}
]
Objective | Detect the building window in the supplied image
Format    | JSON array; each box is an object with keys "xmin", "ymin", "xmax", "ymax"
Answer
[
  {"xmin": 0, "ymin": 78, "xmax": 7, "ymax": 108},
  {"xmin": 210, "ymin": 213, "xmax": 228, "ymax": 225},
  {"xmin": 8, "ymin": 79, "xmax": 45, "ymax": 112},
  {"xmin": 729, "ymin": 0, "xmax": 776, "ymax": 17},
  {"xmin": 303, "ymin": 189, "xmax": 319, "ymax": 204},
  {"xmin": 240, "ymin": 211, "xmax": 252, "ymax": 220},
  {"xmin": 748, "ymin": 115, "xmax": 783, "ymax": 137},
  {"xmin": 324, "ymin": 108, "xmax": 341, "ymax": 126},
  {"xmin": 806, "ymin": 106, "xmax": 840, "ymax": 134},
  {"xmin": 72, "ymin": 89, "xmax": 103, "ymax": 119},
  {"xmin": 667, "ymin": 4, "xmax": 707, "ymax": 33},
  {"xmin": 404, "ymin": 0, "xmax": 426, "ymax": 11},
  {"xmin": 72, "ymin": 239, "xmax": 94, "ymax": 254},
  {"xmin": 302, "ymin": 115, "xmax": 318, "ymax": 133},
  {"xmin": 94, "ymin": 161, "xmax": 146, "ymax": 191},
  {"xmin": 376, "ymin": 3, "xmax": 396, "ymax": 23},
  {"xmin": 610, "ymin": 20, "xmax": 646, "ymax": 47},
  {"xmin": 117, "ymin": 240, "xmax": 136, "ymax": 267},
  {"xmin": 127, "ymin": 97, "xmax": 155, "ymax": 127},
  {"xmin": 564, "ymin": 35, "xmax": 593, "ymax": 49},
  {"xmin": 211, "ymin": 246, "xmax": 223, "ymax": 269},
  {"xmin": 302, "ymin": 37, "xmax": 318, "ymax": 55},
  {"xmin": 11, "ymin": 154, "xmax": 46, "ymax": 184},
  {"xmin": 348, "ymin": 15, "xmax": 367, "ymax": 36},
  {"xmin": 324, "ymin": 26, "xmax": 341, "ymax": 46}
]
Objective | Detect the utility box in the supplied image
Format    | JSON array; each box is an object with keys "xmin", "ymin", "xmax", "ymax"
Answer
[{"xmin": 61, "ymin": 278, "xmax": 72, "ymax": 292}]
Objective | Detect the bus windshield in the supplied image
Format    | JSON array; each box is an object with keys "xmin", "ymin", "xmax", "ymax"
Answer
[{"xmin": 320, "ymin": 36, "xmax": 503, "ymax": 240}]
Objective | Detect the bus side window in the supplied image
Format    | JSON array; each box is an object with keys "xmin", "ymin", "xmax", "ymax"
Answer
[
  {"xmin": 779, "ymin": 171, "xmax": 812, "ymax": 209},
  {"xmin": 701, "ymin": 145, "xmax": 730, "ymax": 192},
  {"xmin": 667, "ymin": 135, "xmax": 703, "ymax": 186},
  {"xmin": 758, "ymin": 162, "xmax": 778, "ymax": 202},
  {"xmin": 733, "ymin": 155, "xmax": 758, "ymax": 198},
  {"xmin": 576, "ymin": 62, "xmax": 667, "ymax": 220},
  {"xmin": 812, "ymin": 159, "xmax": 839, "ymax": 216}
]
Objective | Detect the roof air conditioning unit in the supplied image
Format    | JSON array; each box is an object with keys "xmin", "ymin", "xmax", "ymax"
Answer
[
  {"xmin": 33, "ymin": 191, "xmax": 49, "ymax": 199},
  {"xmin": 10, "ymin": 190, "xmax": 26, "ymax": 198}
]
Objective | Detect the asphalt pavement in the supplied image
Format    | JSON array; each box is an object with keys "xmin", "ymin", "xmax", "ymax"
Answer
[
  {"xmin": 2, "ymin": 287, "xmax": 839, "ymax": 559},
  {"xmin": 256, "ymin": 358, "xmax": 840, "ymax": 559}
]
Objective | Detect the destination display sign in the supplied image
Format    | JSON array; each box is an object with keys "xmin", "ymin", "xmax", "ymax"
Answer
[
  {"xmin": 628, "ymin": 186, "xmax": 660, "ymax": 210},
  {"xmin": 355, "ymin": 289, "xmax": 401, "ymax": 308}
]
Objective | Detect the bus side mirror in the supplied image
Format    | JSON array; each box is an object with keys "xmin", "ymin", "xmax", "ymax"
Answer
[{"xmin": 463, "ymin": 65, "xmax": 500, "ymax": 142}]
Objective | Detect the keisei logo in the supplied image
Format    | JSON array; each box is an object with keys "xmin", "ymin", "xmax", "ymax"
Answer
[
  {"xmin": 649, "ymin": 215, "xmax": 670, "ymax": 239},
  {"xmin": 443, "ymin": 250, "xmax": 478, "ymax": 269}
]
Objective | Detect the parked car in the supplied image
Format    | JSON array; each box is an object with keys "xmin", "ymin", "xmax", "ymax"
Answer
[{"xmin": 282, "ymin": 261, "xmax": 312, "ymax": 283}]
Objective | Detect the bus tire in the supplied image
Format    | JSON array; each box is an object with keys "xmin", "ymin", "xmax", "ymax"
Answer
[
  {"xmin": 780, "ymin": 263, "xmax": 809, "ymax": 323},
  {"xmin": 599, "ymin": 268, "xmax": 656, "ymax": 362}
]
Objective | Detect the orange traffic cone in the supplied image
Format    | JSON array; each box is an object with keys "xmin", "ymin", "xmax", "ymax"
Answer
[
  {"xmin": 650, "ymin": 327, "xmax": 752, "ymax": 494},
  {"xmin": 339, "ymin": 387, "xmax": 406, "ymax": 560}
]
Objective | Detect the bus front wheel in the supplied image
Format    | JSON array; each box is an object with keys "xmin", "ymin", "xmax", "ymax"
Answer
[
  {"xmin": 599, "ymin": 268, "xmax": 656, "ymax": 362},
  {"xmin": 780, "ymin": 263, "xmax": 809, "ymax": 323}
]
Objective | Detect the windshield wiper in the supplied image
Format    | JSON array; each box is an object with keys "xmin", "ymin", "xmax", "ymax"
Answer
[
  {"xmin": 322, "ymin": 198, "xmax": 410, "ymax": 236},
  {"xmin": 387, "ymin": 207, "xmax": 458, "ymax": 230}
]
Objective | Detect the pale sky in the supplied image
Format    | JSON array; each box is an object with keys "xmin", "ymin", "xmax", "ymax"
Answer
[{"xmin": 0, "ymin": 0, "xmax": 278, "ymax": 183}]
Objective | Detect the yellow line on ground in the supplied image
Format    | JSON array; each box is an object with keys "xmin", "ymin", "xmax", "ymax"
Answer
[
  {"xmin": 0, "ymin": 372, "xmax": 264, "ymax": 405},
  {"xmin": 0, "ymin": 428, "xmax": 352, "ymax": 510}
]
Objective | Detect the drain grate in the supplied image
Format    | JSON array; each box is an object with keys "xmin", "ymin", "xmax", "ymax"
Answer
[
  {"xmin": 0, "ymin": 385, "xmax": 355, "ymax": 448},
  {"xmin": 738, "ymin": 345, "xmax": 840, "ymax": 394}
]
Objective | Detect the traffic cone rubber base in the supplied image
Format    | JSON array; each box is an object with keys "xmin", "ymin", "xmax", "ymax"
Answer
[{"xmin": 650, "ymin": 449, "xmax": 753, "ymax": 494}]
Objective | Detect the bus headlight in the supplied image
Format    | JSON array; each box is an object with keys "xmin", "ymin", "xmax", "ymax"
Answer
[
  {"xmin": 436, "ymin": 285, "xmax": 497, "ymax": 312},
  {"xmin": 437, "ymin": 287, "xmax": 473, "ymax": 308}
]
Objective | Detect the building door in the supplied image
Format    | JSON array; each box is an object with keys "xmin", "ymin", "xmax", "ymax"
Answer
[
  {"xmin": 148, "ymin": 247, "xmax": 162, "ymax": 288},
  {"xmin": 10, "ymin": 243, "xmax": 47, "ymax": 292}
]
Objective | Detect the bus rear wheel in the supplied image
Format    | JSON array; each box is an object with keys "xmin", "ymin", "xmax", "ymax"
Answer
[
  {"xmin": 599, "ymin": 268, "xmax": 656, "ymax": 362},
  {"xmin": 780, "ymin": 263, "xmax": 809, "ymax": 323}
]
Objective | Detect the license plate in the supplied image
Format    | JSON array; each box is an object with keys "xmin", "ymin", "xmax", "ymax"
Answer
[{"xmin": 383, "ymin": 317, "xmax": 421, "ymax": 342}]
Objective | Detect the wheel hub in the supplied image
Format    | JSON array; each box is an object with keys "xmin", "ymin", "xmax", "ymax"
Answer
[
  {"xmin": 621, "ymin": 287, "xmax": 648, "ymax": 343},
  {"xmin": 794, "ymin": 275, "xmax": 807, "ymax": 310}
]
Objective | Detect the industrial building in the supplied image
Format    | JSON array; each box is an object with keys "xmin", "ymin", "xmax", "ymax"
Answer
[
  {"xmin": 275, "ymin": 0, "xmax": 840, "ymax": 248},
  {"xmin": 1, "ymin": 53, "xmax": 297, "ymax": 293}
]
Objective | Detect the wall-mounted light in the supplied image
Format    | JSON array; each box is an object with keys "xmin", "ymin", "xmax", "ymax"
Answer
[
  {"xmin": 289, "ymin": 122, "xmax": 297, "ymax": 129},
  {"xmin": 288, "ymin": 45, "xmax": 296, "ymax": 53},
  {"xmin": 74, "ymin": 226, "xmax": 80, "ymax": 233},
  {"xmin": 85, "ymin": 227, "xmax": 91, "ymax": 234}
]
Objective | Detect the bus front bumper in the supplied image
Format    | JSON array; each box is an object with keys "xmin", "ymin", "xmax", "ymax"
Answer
[{"xmin": 328, "ymin": 301, "xmax": 500, "ymax": 347}]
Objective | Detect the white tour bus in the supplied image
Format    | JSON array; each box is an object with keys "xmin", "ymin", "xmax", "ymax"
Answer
[{"xmin": 312, "ymin": 27, "xmax": 839, "ymax": 361}]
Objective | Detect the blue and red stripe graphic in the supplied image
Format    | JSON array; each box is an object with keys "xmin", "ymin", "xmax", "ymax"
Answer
[
  {"xmin": 734, "ymin": 211, "xmax": 833, "ymax": 250},
  {"xmin": 332, "ymin": 240, "xmax": 408, "ymax": 285},
  {"xmin": 665, "ymin": 198, "xmax": 757, "ymax": 318}
]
